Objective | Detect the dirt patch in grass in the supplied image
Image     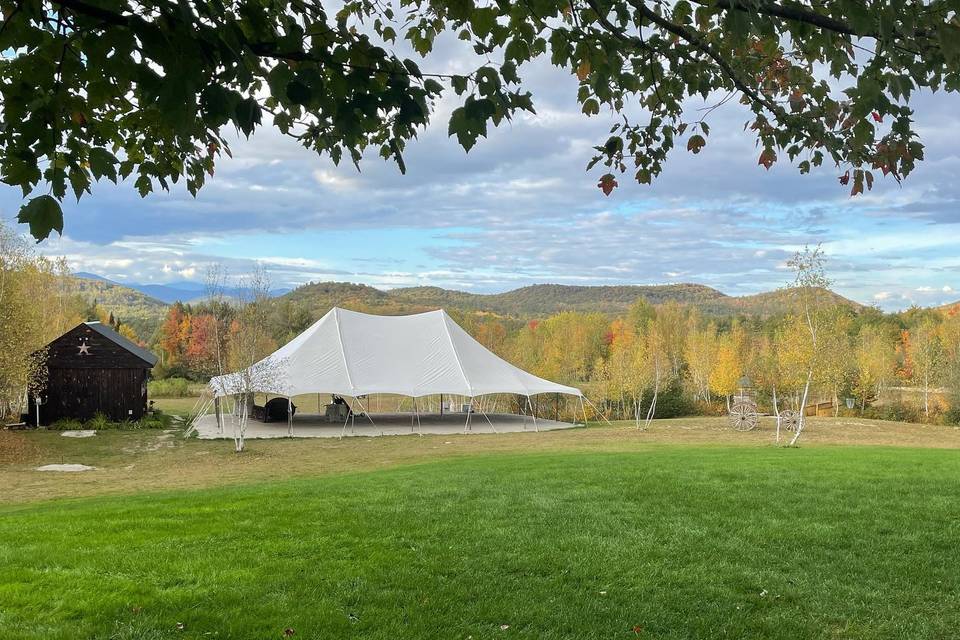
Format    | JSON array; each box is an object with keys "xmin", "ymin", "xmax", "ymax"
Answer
[
  {"xmin": 0, "ymin": 431, "xmax": 41, "ymax": 465},
  {"xmin": 2, "ymin": 416, "xmax": 959, "ymax": 506}
]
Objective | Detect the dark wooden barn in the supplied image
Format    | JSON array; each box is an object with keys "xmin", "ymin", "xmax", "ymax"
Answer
[{"xmin": 29, "ymin": 322, "xmax": 158, "ymax": 425}]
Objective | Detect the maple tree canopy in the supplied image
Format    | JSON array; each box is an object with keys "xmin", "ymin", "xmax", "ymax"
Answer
[{"xmin": 2, "ymin": 0, "xmax": 958, "ymax": 240}]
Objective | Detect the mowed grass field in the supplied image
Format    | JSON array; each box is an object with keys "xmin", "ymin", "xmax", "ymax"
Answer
[{"xmin": 1, "ymin": 418, "xmax": 959, "ymax": 639}]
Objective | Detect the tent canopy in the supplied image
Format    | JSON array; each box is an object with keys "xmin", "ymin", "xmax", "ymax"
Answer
[{"xmin": 209, "ymin": 307, "xmax": 582, "ymax": 399}]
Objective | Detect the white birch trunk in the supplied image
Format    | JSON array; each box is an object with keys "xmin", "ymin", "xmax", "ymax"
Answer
[{"xmin": 789, "ymin": 371, "xmax": 813, "ymax": 446}]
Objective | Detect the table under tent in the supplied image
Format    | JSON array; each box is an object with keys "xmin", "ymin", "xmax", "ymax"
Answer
[{"xmin": 194, "ymin": 307, "xmax": 592, "ymax": 439}]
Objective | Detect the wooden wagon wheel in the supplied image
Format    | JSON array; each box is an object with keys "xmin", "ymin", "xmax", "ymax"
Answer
[
  {"xmin": 729, "ymin": 399, "xmax": 759, "ymax": 431},
  {"xmin": 779, "ymin": 409, "xmax": 800, "ymax": 432}
]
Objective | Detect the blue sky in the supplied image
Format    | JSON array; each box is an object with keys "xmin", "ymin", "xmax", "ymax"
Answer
[{"xmin": 2, "ymin": 40, "xmax": 959, "ymax": 311}]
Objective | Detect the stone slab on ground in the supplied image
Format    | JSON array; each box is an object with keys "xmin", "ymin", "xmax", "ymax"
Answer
[
  {"xmin": 35, "ymin": 464, "xmax": 97, "ymax": 472},
  {"xmin": 60, "ymin": 430, "xmax": 97, "ymax": 438}
]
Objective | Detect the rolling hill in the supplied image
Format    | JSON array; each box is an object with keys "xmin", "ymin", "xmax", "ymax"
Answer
[
  {"xmin": 281, "ymin": 281, "xmax": 864, "ymax": 320},
  {"xmin": 69, "ymin": 276, "xmax": 169, "ymax": 340},
  {"xmin": 69, "ymin": 273, "xmax": 868, "ymax": 342}
]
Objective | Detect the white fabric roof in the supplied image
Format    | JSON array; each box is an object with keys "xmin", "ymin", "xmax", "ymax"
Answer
[{"xmin": 209, "ymin": 307, "xmax": 581, "ymax": 399}]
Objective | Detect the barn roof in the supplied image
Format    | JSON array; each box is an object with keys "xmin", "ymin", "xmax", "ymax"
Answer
[{"xmin": 83, "ymin": 321, "xmax": 158, "ymax": 367}]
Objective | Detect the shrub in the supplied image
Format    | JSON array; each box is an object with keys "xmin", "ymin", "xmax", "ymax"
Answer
[
  {"xmin": 636, "ymin": 384, "xmax": 696, "ymax": 419},
  {"xmin": 84, "ymin": 412, "xmax": 112, "ymax": 430},
  {"xmin": 49, "ymin": 418, "xmax": 85, "ymax": 431},
  {"xmin": 691, "ymin": 399, "xmax": 727, "ymax": 417},
  {"xmin": 861, "ymin": 403, "xmax": 925, "ymax": 424},
  {"xmin": 136, "ymin": 412, "xmax": 172, "ymax": 430},
  {"xmin": 944, "ymin": 407, "xmax": 960, "ymax": 427},
  {"xmin": 47, "ymin": 411, "xmax": 172, "ymax": 431}
]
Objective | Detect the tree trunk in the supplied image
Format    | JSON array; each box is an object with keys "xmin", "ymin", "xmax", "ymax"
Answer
[
  {"xmin": 789, "ymin": 371, "xmax": 813, "ymax": 446},
  {"xmin": 644, "ymin": 367, "xmax": 660, "ymax": 430}
]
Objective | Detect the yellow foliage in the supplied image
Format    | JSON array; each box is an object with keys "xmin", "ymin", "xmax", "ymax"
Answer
[{"xmin": 709, "ymin": 338, "xmax": 741, "ymax": 398}]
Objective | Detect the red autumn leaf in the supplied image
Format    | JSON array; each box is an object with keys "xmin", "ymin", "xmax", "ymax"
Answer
[
  {"xmin": 872, "ymin": 111, "xmax": 883, "ymax": 123},
  {"xmin": 850, "ymin": 172, "xmax": 864, "ymax": 196},
  {"xmin": 838, "ymin": 170, "xmax": 850, "ymax": 186},
  {"xmin": 598, "ymin": 173, "xmax": 618, "ymax": 196},
  {"xmin": 632, "ymin": 624, "xmax": 645, "ymax": 635},
  {"xmin": 758, "ymin": 148, "xmax": 776, "ymax": 170}
]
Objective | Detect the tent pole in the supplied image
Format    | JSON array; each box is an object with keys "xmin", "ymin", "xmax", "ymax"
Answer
[
  {"xmin": 440, "ymin": 393, "xmax": 443, "ymax": 417},
  {"xmin": 464, "ymin": 397, "xmax": 473, "ymax": 434},
  {"xmin": 477, "ymin": 398, "xmax": 498, "ymax": 433},
  {"xmin": 583, "ymin": 396, "xmax": 612, "ymax": 425},
  {"xmin": 354, "ymin": 395, "xmax": 377, "ymax": 428},
  {"xmin": 287, "ymin": 396, "xmax": 293, "ymax": 437},
  {"xmin": 526, "ymin": 395, "xmax": 539, "ymax": 432},
  {"xmin": 413, "ymin": 397, "xmax": 422, "ymax": 435},
  {"xmin": 350, "ymin": 397, "xmax": 356, "ymax": 435},
  {"xmin": 579, "ymin": 395, "xmax": 588, "ymax": 426},
  {"xmin": 215, "ymin": 396, "xmax": 223, "ymax": 434},
  {"xmin": 340, "ymin": 401, "xmax": 351, "ymax": 439}
]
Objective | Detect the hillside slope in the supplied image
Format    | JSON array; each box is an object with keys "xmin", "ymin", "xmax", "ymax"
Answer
[
  {"xmin": 69, "ymin": 277, "xmax": 168, "ymax": 339},
  {"xmin": 280, "ymin": 281, "xmax": 863, "ymax": 320}
]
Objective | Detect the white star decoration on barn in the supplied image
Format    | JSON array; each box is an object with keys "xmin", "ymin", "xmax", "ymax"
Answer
[{"xmin": 77, "ymin": 339, "xmax": 91, "ymax": 356}]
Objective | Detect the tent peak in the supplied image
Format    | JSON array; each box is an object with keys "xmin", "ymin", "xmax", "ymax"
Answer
[{"xmin": 328, "ymin": 306, "xmax": 450, "ymax": 320}]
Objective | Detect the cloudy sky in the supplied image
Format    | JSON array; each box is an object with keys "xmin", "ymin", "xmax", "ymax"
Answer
[{"xmin": 2, "ymin": 32, "xmax": 958, "ymax": 311}]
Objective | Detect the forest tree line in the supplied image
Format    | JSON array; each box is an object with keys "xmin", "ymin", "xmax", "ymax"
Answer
[
  {"xmin": 2, "ymin": 216, "xmax": 958, "ymax": 427},
  {"xmin": 150, "ymin": 267, "xmax": 960, "ymax": 426}
]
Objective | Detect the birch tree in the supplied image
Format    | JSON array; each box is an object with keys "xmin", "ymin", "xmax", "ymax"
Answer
[
  {"xmin": 853, "ymin": 325, "xmax": 896, "ymax": 412},
  {"xmin": 817, "ymin": 309, "xmax": 853, "ymax": 416},
  {"xmin": 709, "ymin": 335, "xmax": 741, "ymax": 412},
  {"xmin": 222, "ymin": 266, "xmax": 280, "ymax": 453},
  {"xmin": 638, "ymin": 316, "xmax": 672, "ymax": 430},
  {"xmin": 908, "ymin": 319, "xmax": 944, "ymax": 420},
  {"xmin": 684, "ymin": 317, "xmax": 718, "ymax": 403},
  {"xmin": 204, "ymin": 264, "xmax": 231, "ymax": 380},
  {"xmin": 783, "ymin": 246, "xmax": 831, "ymax": 446}
]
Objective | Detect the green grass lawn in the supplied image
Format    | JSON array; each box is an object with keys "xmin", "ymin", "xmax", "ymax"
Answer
[{"xmin": 2, "ymin": 446, "xmax": 958, "ymax": 639}]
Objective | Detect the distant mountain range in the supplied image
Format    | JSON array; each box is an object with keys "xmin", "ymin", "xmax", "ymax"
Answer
[
  {"xmin": 74, "ymin": 273, "xmax": 291, "ymax": 304},
  {"xmin": 69, "ymin": 274, "xmax": 869, "ymax": 342}
]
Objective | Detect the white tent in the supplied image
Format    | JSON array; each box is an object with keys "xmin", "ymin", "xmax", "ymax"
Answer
[{"xmin": 209, "ymin": 307, "xmax": 582, "ymax": 401}]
